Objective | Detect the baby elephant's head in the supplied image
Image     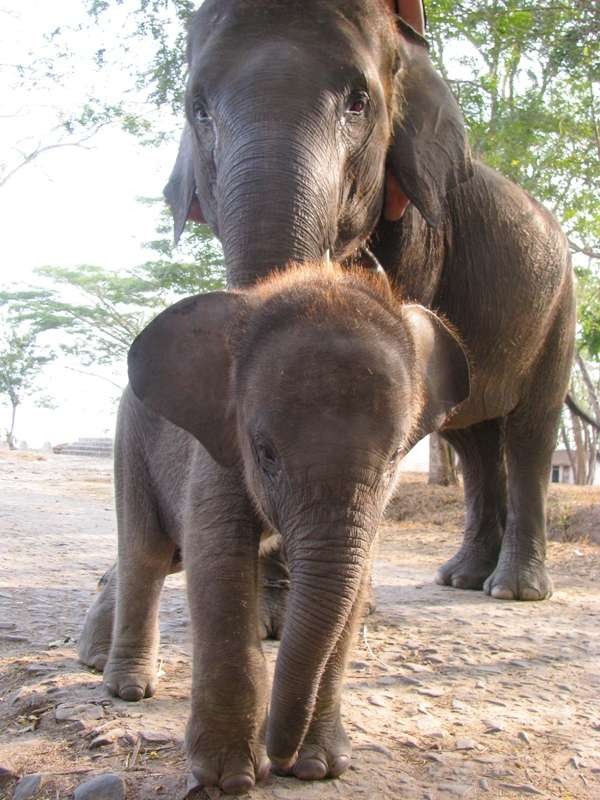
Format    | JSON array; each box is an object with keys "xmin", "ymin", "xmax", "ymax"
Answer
[{"xmin": 128, "ymin": 261, "xmax": 469, "ymax": 762}]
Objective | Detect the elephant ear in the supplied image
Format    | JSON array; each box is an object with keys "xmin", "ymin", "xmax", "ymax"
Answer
[
  {"xmin": 384, "ymin": 1, "xmax": 472, "ymax": 226},
  {"xmin": 163, "ymin": 123, "xmax": 206, "ymax": 244},
  {"xmin": 128, "ymin": 292, "xmax": 246, "ymax": 468},
  {"xmin": 403, "ymin": 304, "xmax": 470, "ymax": 437}
]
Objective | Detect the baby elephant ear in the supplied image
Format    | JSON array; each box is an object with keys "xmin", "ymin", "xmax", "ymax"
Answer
[
  {"xmin": 404, "ymin": 305, "xmax": 470, "ymax": 436},
  {"xmin": 128, "ymin": 292, "xmax": 246, "ymax": 468},
  {"xmin": 163, "ymin": 124, "xmax": 206, "ymax": 244}
]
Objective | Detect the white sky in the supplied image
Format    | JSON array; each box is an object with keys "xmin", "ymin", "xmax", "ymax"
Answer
[{"xmin": 0, "ymin": 0, "xmax": 183, "ymax": 447}]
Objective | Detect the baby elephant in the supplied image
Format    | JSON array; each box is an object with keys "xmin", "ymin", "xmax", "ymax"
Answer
[{"xmin": 80, "ymin": 262, "xmax": 469, "ymax": 793}]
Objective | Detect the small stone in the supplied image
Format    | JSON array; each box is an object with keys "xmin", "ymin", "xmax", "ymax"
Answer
[
  {"xmin": 140, "ymin": 731, "xmax": 171, "ymax": 744},
  {"xmin": 518, "ymin": 731, "xmax": 531, "ymax": 745},
  {"xmin": 482, "ymin": 719, "xmax": 504, "ymax": 733},
  {"xmin": 90, "ymin": 728, "xmax": 126, "ymax": 749},
  {"xmin": 0, "ymin": 623, "xmax": 17, "ymax": 631},
  {"xmin": 55, "ymin": 703, "xmax": 104, "ymax": 723},
  {"xmin": 0, "ymin": 764, "xmax": 17, "ymax": 782},
  {"xmin": 13, "ymin": 774, "xmax": 43, "ymax": 800},
  {"xmin": 423, "ymin": 752, "xmax": 445, "ymax": 763},
  {"xmin": 74, "ymin": 773, "xmax": 125, "ymax": 800},
  {"xmin": 568, "ymin": 756, "xmax": 581, "ymax": 768},
  {"xmin": 451, "ymin": 699, "xmax": 466, "ymax": 711},
  {"xmin": 401, "ymin": 736, "xmax": 420, "ymax": 748},
  {"xmin": 368, "ymin": 694, "xmax": 387, "ymax": 708},
  {"xmin": 356, "ymin": 742, "xmax": 393, "ymax": 759},
  {"xmin": 499, "ymin": 783, "xmax": 544, "ymax": 795},
  {"xmin": 436, "ymin": 782, "xmax": 471, "ymax": 797},
  {"xmin": 404, "ymin": 662, "xmax": 429, "ymax": 673},
  {"xmin": 479, "ymin": 778, "xmax": 490, "ymax": 791},
  {"xmin": 25, "ymin": 664, "xmax": 54, "ymax": 675},
  {"xmin": 455, "ymin": 738, "xmax": 476, "ymax": 751},
  {"xmin": 417, "ymin": 688, "xmax": 445, "ymax": 698}
]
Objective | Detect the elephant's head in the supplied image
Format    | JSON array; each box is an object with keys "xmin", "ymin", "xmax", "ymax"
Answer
[
  {"xmin": 128, "ymin": 261, "xmax": 470, "ymax": 764},
  {"xmin": 165, "ymin": 0, "xmax": 471, "ymax": 285}
]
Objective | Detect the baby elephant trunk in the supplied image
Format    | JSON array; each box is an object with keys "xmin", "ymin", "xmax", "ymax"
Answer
[{"xmin": 266, "ymin": 517, "xmax": 372, "ymax": 766}]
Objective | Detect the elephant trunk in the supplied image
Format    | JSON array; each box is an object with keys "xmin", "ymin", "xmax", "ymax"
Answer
[
  {"xmin": 217, "ymin": 130, "xmax": 337, "ymax": 287},
  {"xmin": 266, "ymin": 516, "xmax": 372, "ymax": 765}
]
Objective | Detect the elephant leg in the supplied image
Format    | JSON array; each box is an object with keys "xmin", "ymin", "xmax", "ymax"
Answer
[
  {"xmin": 102, "ymin": 465, "xmax": 176, "ymax": 701},
  {"xmin": 483, "ymin": 405, "xmax": 560, "ymax": 601},
  {"xmin": 274, "ymin": 571, "xmax": 369, "ymax": 781},
  {"xmin": 435, "ymin": 419, "xmax": 506, "ymax": 590},
  {"xmin": 79, "ymin": 563, "xmax": 117, "ymax": 671},
  {"xmin": 185, "ymin": 482, "xmax": 269, "ymax": 795}
]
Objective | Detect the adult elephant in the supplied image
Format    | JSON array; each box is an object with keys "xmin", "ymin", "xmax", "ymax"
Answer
[{"xmin": 165, "ymin": 0, "xmax": 575, "ymax": 601}]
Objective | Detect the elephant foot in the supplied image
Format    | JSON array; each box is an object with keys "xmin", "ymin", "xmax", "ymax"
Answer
[
  {"xmin": 78, "ymin": 566, "xmax": 116, "ymax": 671},
  {"xmin": 187, "ymin": 720, "xmax": 269, "ymax": 795},
  {"xmin": 103, "ymin": 652, "xmax": 158, "ymax": 701},
  {"xmin": 272, "ymin": 715, "xmax": 352, "ymax": 781},
  {"xmin": 483, "ymin": 554, "xmax": 552, "ymax": 601},
  {"xmin": 435, "ymin": 543, "xmax": 500, "ymax": 590}
]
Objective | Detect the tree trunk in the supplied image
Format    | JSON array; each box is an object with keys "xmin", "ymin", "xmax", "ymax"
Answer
[
  {"xmin": 7, "ymin": 402, "xmax": 17, "ymax": 450},
  {"xmin": 428, "ymin": 433, "xmax": 457, "ymax": 486},
  {"xmin": 569, "ymin": 406, "xmax": 587, "ymax": 484}
]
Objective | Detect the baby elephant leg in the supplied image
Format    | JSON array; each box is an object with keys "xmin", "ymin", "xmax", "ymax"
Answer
[
  {"xmin": 102, "ymin": 471, "xmax": 176, "ymax": 701},
  {"xmin": 185, "ymin": 481, "xmax": 269, "ymax": 795},
  {"xmin": 79, "ymin": 563, "xmax": 117, "ymax": 671}
]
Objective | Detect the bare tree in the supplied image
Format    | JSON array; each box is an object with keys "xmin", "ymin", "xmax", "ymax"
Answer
[{"xmin": 428, "ymin": 433, "xmax": 458, "ymax": 486}]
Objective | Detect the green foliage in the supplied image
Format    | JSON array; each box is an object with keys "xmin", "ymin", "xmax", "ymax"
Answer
[
  {"xmin": 576, "ymin": 268, "xmax": 600, "ymax": 359},
  {"xmin": 0, "ymin": 209, "xmax": 224, "ymax": 368},
  {"xmin": 427, "ymin": 0, "xmax": 599, "ymax": 259},
  {"xmin": 0, "ymin": 328, "xmax": 55, "ymax": 447}
]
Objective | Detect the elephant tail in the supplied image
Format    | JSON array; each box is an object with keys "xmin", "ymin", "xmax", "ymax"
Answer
[{"xmin": 565, "ymin": 392, "xmax": 600, "ymax": 431}]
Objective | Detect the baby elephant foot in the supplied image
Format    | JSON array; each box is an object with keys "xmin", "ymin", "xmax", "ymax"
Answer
[
  {"xmin": 435, "ymin": 543, "xmax": 500, "ymax": 590},
  {"xmin": 78, "ymin": 624, "xmax": 111, "ymax": 672},
  {"xmin": 103, "ymin": 652, "xmax": 158, "ymax": 701},
  {"xmin": 483, "ymin": 555, "xmax": 552, "ymax": 601},
  {"xmin": 188, "ymin": 722, "xmax": 269, "ymax": 795},
  {"xmin": 272, "ymin": 716, "xmax": 351, "ymax": 781},
  {"xmin": 78, "ymin": 567, "xmax": 116, "ymax": 671}
]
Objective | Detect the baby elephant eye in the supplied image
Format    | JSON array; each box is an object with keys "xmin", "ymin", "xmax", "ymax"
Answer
[
  {"xmin": 253, "ymin": 438, "xmax": 279, "ymax": 477},
  {"xmin": 346, "ymin": 92, "xmax": 369, "ymax": 115}
]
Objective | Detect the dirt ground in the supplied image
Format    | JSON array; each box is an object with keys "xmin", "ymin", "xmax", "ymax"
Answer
[{"xmin": 1, "ymin": 450, "xmax": 599, "ymax": 800}]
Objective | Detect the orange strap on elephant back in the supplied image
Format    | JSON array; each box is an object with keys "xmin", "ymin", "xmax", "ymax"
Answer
[{"xmin": 385, "ymin": 0, "xmax": 426, "ymax": 34}]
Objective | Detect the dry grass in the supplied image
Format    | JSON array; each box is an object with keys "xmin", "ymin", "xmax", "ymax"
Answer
[{"xmin": 388, "ymin": 471, "xmax": 599, "ymax": 544}]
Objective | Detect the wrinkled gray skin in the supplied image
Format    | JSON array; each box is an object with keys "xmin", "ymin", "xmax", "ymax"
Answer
[
  {"xmin": 84, "ymin": 265, "xmax": 470, "ymax": 793},
  {"xmin": 164, "ymin": 0, "xmax": 574, "ymax": 601}
]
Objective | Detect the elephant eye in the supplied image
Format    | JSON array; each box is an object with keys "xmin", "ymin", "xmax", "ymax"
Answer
[
  {"xmin": 345, "ymin": 91, "xmax": 369, "ymax": 116},
  {"xmin": 193, "ymin": 99, "xmax": 211, "ymax": 122},
  {"xmin": 253, "ymin": 437, "xmax": 280, "ymax": 478}
]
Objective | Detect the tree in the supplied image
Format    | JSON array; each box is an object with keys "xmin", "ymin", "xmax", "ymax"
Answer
[
  {"xmin": 0, "ymin": 208, "xmax": 225, "ymax": 369},
  {"xmin": 427, "ymin": 0, "xmax": 600, "ymax": 264},
  {"xmin": 0, "ymin": 327, "xmax": 55, "ymax": 449},
  {"xmin": 428, "ymin": 433, "xmax": 458, "ymax": 486}
]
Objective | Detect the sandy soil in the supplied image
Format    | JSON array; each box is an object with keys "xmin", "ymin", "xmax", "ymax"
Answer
[{"xmin": 0, "ymin": 451, "xmax": 599, "ymax": 799}]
